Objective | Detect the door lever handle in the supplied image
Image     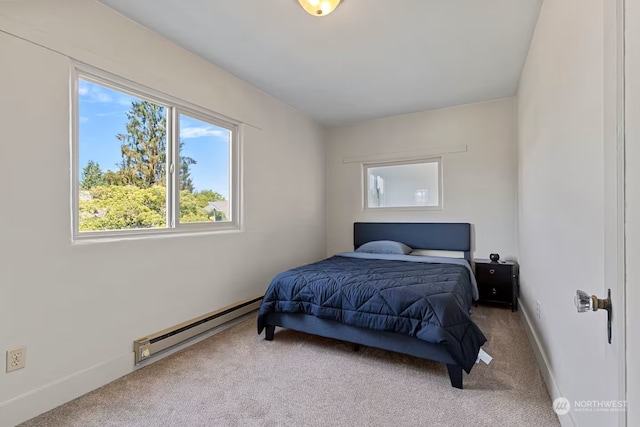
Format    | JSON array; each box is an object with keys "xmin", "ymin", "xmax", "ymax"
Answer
[{"xmin": 574, "ymin": 289, "xmax": 612, "ymax": 344}]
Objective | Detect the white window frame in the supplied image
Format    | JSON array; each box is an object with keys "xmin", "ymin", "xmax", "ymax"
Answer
[
  {"xmin": 362, "ymin": 157, "xmax": 443, "ymax": 211},
  {"xmin": 71, "ymin": 63, "xmax": 242, "ymax": 241}
]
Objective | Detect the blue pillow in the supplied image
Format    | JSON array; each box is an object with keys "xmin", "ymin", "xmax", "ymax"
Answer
[{"xmin": 355, "ymin": 240, "xmax": 412, "ymax": 255}]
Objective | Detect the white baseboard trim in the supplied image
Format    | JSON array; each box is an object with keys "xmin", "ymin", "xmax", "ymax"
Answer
[
  {"xmin": 0, "ymin": 311, "xmax": 256, "ymax": 427},
  {"xmin": 519, "ymin": 302, "xmax": 577, "ymax": 427}
]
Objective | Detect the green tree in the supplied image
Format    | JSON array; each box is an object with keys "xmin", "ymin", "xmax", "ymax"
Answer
[
  {"xmin": 179, "ymin": 189, "xmax": 226, "ymax": 223},
  {"xmin": 80, "ymin": 161, "xmax": 105, "ymax": 189},
  {"xmin": 103, "ymin": 169, "xmax": 129, "ymax": 186},
  {"xmin": 78, "ymin": 185, "xmax": 229, "ymax": 230},
  {"xmin": 117, "ymin": 101, "xmax": 167, "ymax": 187},
  {"xmin": 116, "ymin": 101, "xmax": 197, "ymax": 192},
  {"xmin": 195, "ymin": 190, "xmax": 225, "ymax": 203},
  {"xmin": 79, "ymin": 185, "xmax": 166, "ymax": 231},
  {"xmin": 179, "ymin": 141, "xmax": 196, "ymax": 192},
  {"xmin": 179, "ymin": 190, "xmax": 211, "ymax": 222}
]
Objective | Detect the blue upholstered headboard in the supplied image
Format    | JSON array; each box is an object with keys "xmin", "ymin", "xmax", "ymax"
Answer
[{"xmin": 353, "ymin": 222, "xmax": 472, "ymax": 261}]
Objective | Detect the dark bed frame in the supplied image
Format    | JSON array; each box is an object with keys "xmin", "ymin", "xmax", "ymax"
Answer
[{"xmin": 262, "ymin": 222, "xmax": 474, "ymax": 389}]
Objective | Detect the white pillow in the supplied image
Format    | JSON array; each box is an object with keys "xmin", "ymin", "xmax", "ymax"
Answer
[{"xmin": 410, "ymin": 249, "xmax": 465, "ymax": 259}]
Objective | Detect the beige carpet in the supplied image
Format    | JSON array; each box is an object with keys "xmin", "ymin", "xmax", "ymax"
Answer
[{"xmin": 20, "ymin": 306, "xmax": 560, "ymax": 427}]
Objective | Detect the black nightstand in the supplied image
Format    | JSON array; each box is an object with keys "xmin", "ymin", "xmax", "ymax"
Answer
[{"xmin": 474, "ymin": 259, "xmax": 519, "ymax": 311}]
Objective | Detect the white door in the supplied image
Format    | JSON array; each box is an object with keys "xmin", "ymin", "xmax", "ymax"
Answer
[
  {"xmin": 625, "ymin": 0, "xmax": 640, "ymax": 425},
  {"xmin": 590, "ymin": 1, "xmax": 634, "ymax": 425},
  {"xmin": 562, "ymin": 1, "xmax": 627, "ymax": 425},
  {"xmin": 583, "ymin": 1, "xmax": 628, "ymax": 425}
]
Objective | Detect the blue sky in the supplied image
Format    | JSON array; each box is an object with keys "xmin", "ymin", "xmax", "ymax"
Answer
[{"xmin": 78, "ymin": 79, "xmax": 230, "ymax": 197}]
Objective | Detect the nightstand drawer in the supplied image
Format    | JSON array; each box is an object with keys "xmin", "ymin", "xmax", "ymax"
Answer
[
  {"xmin": 475, "ymin": 263, "xmax": 512, "ymax": 285},
  {"xmin": 478, "ymin": 282, "xmax": 512, "ymax": 304}
]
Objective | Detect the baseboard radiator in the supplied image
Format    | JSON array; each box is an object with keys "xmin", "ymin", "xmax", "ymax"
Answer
[{"xmin": 133, "ymin": 295, "xmax": 263, "ymax": 364}]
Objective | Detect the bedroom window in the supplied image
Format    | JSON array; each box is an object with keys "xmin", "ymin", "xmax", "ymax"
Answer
[
  {"xmin": 364, "ymin": 158, "xmax": 442, "ymax": 210},
  {"xmin": 73, "ymin": 65, "xmax": 240, "ymax": 240}
]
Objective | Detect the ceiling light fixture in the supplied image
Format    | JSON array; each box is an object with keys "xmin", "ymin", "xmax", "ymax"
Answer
[{"xmin": 297, "ymin": 0, "xmax": 341, "ymax": 17}]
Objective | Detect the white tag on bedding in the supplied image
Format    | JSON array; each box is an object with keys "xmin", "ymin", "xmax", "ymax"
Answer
[{"xmin": 476, "ymin": 349, "xmax": 493, "ymax": 365}]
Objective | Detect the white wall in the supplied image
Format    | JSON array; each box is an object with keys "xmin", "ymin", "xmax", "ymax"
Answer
[
  {"xmin": 517, "ymin": 0, "xmax": 623, "ymax": 426},
  {"xmin": 326, "ymin": 98, "xmax": 517, "ymax": 259},
  {"xmin": 0, "ymin": 1, "xmax": 326, "ymax": 425}
]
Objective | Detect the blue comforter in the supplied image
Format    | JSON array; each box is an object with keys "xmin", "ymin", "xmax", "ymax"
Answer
[{"xmin": 257, "ymin": 254, "xmax": 487, "ymax": 372}]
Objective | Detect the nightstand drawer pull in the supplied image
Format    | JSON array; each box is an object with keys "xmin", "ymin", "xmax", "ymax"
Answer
[
  {"xmin": 491, "ymin": 287, "xmax": 497, "ymax": 295},
  {"xmin": 489, "ymin": 269, "xmax": 495, "ymax": 275}
]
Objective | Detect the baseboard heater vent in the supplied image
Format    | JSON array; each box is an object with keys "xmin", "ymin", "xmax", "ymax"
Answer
[{"xmin": 134, "ymin": 295, "xmax": 263, "ymax": 364}]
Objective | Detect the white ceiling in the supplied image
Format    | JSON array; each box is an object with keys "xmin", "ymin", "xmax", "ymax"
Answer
[{"xmin": 99, "ymin": 0, "xmax": 542, "ymax": 126}]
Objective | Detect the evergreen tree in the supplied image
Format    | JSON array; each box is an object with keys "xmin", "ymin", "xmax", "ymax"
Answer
[
  {"xmin": 179, "ymin": 158, "xmax": 196, "ymax": 192},
  {"xmin": 80, "ymin": 161, "xmax": 105, "ymax": 189},
  {"xmin": 179, "ymin": 141, "xmax": 196, "ymax": 192},
  {"xmin": 116, "ymin": 101, "xmax": 197, "ymax": 191},
  {"xmin": 117, "ymin": 101, "xmax": 167, "ymax": 187}
]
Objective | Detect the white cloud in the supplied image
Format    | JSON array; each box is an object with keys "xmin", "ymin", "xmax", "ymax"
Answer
[
  {"xmin": 78, "ymin": 81, "xmax": 113, "ymax": 103},
  {"xmin": 79, "ymin": 116, "xmax": 89, "ymax": 123},
  {"xmin": 93, "ymin": 91, "xmax": 113, "ymax": 103},
  {"xmin": 117, "ymin": 96, "xmax": 136, "ymax": 107},
  {"xmin": 95, "ymin": 111, "xmax": 123, "ymax": 117},
  {"xmin": 180, "ymin": 127, "xmax": 227, "ymax": 139}
]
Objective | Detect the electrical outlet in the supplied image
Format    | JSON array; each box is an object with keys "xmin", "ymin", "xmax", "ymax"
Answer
[
  {"xmin": 6, "ymin": 346, "xmax": 26, "ymax": 372},
  {"xmin": 536, "ymin": 300, "xmax": 541, "ymax": 320}
]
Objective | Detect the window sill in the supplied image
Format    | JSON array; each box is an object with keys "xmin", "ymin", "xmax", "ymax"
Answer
[
  {"xmin": 363, "ymin": 206, "xmax": 444, "ymax": 212},
  {"xmin": 71, "ymin": 225, "xmax": 241, "ymax": 245}
]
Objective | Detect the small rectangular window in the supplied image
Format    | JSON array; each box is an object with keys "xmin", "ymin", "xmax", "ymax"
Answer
[
  {"xmin": 73, "ymin": 66, "xmax": 240, "ymax": 240},
  {"xmin": 364, "ymin": 159, "xmax": 442, "ymax": 210}
]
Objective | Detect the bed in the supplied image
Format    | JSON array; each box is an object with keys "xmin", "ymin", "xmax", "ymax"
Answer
[{"xmin": 257, "ymin": 222, "xmax": 487, "ymax": 389}]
